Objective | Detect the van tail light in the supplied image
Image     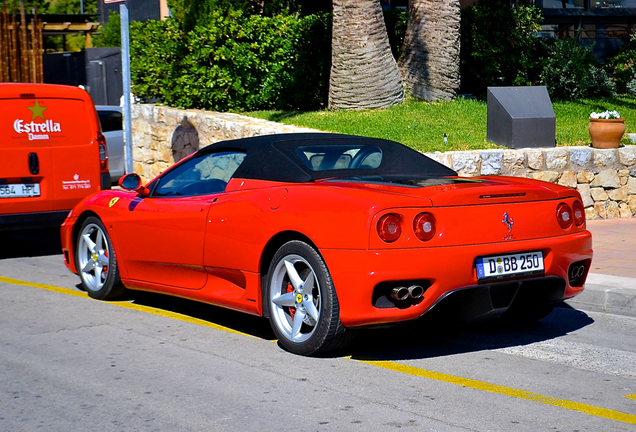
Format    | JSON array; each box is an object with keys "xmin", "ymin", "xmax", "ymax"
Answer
[
  {"xmin": 97, "ymin": 131, "xmax": 109, "ymax": 172},
  {"xmin": 556, "ymin": 202, "xmax": 573, "ymax": 229},
  {"xmin": 413, "ymin": 212, "xmax": 436, "ymax": 241},
  {"xmin": 377, "ymin": 214, "xmax": 401, "ymax": 243},
  {"xmin": 572, "ymin": 200, "xmax": 585, "ymax": 226}
]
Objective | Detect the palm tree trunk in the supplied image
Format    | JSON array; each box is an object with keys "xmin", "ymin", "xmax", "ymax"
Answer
[
  {"xmin": 398, "ymin": 0, "xmax": 461, "ymax": 101},
  {"xmin": 328, "ymin": 0, "xmax": 405, "ymax": 110}
]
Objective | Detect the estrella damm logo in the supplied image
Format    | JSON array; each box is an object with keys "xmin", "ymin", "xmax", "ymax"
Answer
[{"xmin": 12, "ymin": 99, "xmax": 62, "ymax": 141}]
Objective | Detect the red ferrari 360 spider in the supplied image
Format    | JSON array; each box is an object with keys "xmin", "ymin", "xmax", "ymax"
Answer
[{"xmin": 61, "ymin": 133, "xmax": 592, "ymax": 355}]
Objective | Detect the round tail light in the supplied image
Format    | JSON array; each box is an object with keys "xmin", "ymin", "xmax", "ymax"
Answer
[
  {"xmin": 556, "ymin": 203, "xmax": 573, "ymax": 229},
  {"xmin": 377, "ymin": 214, "xmax": 402, "ymax": 243},
  {"xmin": 413, "ymin": 212, "xmax": 436, "ymax": 241},
  {"xmin": 572, "ymin": 200, "xmax": 585, "ymax": 226}
]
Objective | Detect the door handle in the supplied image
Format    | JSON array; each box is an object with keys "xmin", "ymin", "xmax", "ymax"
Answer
[{"xmin": 28, "ymin": 153, "xmax": 39, "ymax": 175}]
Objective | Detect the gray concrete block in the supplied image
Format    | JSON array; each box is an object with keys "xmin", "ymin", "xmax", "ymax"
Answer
[{"xmin": 566, "ymin": 274, "xmax": 636, "ymax": 318}]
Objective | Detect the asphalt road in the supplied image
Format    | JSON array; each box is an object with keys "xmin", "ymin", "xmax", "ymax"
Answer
[{"xmin": 1, "ymin": 230, "xmax": 635, "ymax": 431}]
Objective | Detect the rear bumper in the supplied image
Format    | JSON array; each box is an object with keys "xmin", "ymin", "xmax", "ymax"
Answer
[
  {"xmin": 0, "ymin": 210, "xmax": 70, "ymax": 231},
  {"xmin": 321, "ymin": 230, "xmax": 593, "ymax": 327}
]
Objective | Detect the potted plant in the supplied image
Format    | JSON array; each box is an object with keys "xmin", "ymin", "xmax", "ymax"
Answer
[{"xmin": 589, "ymin": 110, "xmax": 625, "ymax": 149}]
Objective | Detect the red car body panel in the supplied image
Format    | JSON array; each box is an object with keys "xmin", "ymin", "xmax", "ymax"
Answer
[{"xmin": 61, "ymin": 134, "xmax": 592, "ymax": 328}]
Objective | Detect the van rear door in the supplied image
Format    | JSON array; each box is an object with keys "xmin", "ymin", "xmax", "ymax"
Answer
[
  {"xmin": 1, "ymin": 93, "xmax": 102, "ymax": 214},
  {"xmin": 0, "ymin": 96, "xmax": 54, "ymax": 215},
  {"xmin": 45, "ymin": 97, "xmax": 102, "ymax": 211}
]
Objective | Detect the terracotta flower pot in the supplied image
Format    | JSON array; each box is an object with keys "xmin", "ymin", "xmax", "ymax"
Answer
[{"xmin": 589, "ymin": 117, "xmax": 625, "ymax": 149}]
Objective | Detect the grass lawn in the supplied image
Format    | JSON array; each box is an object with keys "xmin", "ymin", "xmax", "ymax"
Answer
[{"xmin": 246, "ymin": 95, "xmax": 636, "ymax": 153}]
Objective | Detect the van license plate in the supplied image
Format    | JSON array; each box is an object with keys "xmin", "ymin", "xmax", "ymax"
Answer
[
  {"xmin": 476, "ymin": 251, "xmax": 544, "ymax": 280},
  {"xmin": 0, "ymin": 184, "xmax": 41, "ymax": 198}
]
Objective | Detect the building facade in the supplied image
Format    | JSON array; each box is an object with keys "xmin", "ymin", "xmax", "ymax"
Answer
[{"xmin": 538, "ymin": 0, "xmax": 636, "ymax": 62}]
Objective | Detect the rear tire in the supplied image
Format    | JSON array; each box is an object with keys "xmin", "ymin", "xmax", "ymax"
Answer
[
  {"xmin": 266, "ymin": 240, "xmax": 351, "ymax": 356},
  {"xmin": 75, "ymin": 216, "xmax": 125, "ymax": 300}
]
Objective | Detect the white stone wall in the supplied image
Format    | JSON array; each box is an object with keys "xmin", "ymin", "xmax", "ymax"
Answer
[
  {"xmin": 131, "ymin": 104, "xmax": 636, "ymax": 219},
  {"xmin": 425, "ymin": 147, "xmax": 636, "ymax": 220}
]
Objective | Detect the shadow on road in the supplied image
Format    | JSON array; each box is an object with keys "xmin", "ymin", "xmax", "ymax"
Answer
[
  {"xmin": 349, "ymin": 304, "xmax": 594, "ymax": 361},
  {"xmin": 114, "ymin": 287, "xmax": 593, "ymax": 359},
  {"xmin": 124, "ymin": 290, "xmax": 277, "ymax": 341},
  {"xmin": 0, "ymin": 228, "xmax": 62, "ymax": 259}
]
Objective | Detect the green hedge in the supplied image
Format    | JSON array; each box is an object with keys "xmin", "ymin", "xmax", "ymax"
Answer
[
  {"xmin": 128, "ymin": 12, "xmax": 331, "ymax": 111},
  {"xmin": 460, "ymin": 0, "xmax": 543, "ymax": 96},
  {"xmin": 609, "ymin": 33, "xmax": 636, "ymax": 94},
  {"xmin": 167, "ymin": 0, "xmax": 305, "ymax": 32},
  {"xmin": 129, "ymin": 19, "xmax": 184, "ymax": 104},
  {"xmin": 540, "ymin": 38, "xmax": 615, "ymax": 100}
]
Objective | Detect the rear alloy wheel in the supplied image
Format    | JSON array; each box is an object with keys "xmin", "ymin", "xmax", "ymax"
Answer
[
  {"xmin": 76, "ymin": 216, "xmax": 125, "ymax": 300},
  {"xmin": 267, "ymin": 241, "xmax": 350, "ymax": 356}
]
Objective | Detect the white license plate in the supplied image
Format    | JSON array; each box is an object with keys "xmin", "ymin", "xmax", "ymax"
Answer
[
  {"xmin": 0, "ymin": 183, "xmax": 41, "ymax": 198},
  {"xmin": 476, "ymin": 251, "xmax": 544, "ymax": 280}
]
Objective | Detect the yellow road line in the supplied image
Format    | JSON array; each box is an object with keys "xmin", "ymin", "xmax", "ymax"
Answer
[
  {"xmin": 0, "ymin": 276, "xmax": 253, "ymax": 338},
  {"xmin": 356, "ymin": 359, "xmax": 636, "ymax": 425},
  {"xmin": 4, "ymin": 275, "xmax": 635, "ymax": 424},
  {"xmin": 0, "ymin": 276, "xmax": 89, "ymax": 298}
]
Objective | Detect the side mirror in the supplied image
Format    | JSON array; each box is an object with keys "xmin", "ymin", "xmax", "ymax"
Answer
[{"xmin": 118, "ymin": 173, "xmax": 150, "ymax": 196}]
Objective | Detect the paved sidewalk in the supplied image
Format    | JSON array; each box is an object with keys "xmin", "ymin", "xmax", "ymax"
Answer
[{"xmin": 565, "ymin": 218, "xmax": 636, "ymax": 317}]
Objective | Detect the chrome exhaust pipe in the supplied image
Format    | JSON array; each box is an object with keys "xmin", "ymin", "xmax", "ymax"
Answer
[
  {"xmin": 407, "ymin": 285, "xmax": 425, "ymax": 299},
  {"xmin": 569, "ymin": 264, "xmax": 585, "ymax": 280},
  {"xmin": 390, "ymin": 286, "xmax": 409, "ymax": 301}
]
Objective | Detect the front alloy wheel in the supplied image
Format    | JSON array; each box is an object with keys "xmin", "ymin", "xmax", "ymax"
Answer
[
  {"xmin": 76, "ymin": 216, "xmax": 124, "ymax": 300},
  {"xmin": 267, "ymin": 241, "xmax": 350, "ymax": 356}
]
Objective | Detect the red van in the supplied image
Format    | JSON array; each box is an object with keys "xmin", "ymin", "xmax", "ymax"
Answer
[{"xmin": 0, "ymin": 83, "xmax": 110, "ymax": 231}]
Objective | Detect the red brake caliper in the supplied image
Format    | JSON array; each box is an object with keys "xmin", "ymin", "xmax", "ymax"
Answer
[
  {"xmin": 286, "ymin": 283, "xmax": 296, "ymax": 319},
  {"xmin": 103, "ymin": 247, "xmax": 108, "ymax": 276}
]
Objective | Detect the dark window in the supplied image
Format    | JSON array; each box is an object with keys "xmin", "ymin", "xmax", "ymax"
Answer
[
  {"xmin": 97, "ymin": 111, "xmax": 122, "ymax": 132},
  {"xmin": 153, "ymin": 151, "xmax": 246, "ymax": 197},
  {"xmin": 542, "ymin": 0, "xmax": 585, "ymax": 8},
  {"xmin": 591, "ymin": 0, "xmax": 636, "ymax": 8}
]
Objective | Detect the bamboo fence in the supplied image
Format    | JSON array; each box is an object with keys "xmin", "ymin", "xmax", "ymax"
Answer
[{"xmin": 0, "ymin": 1, "xmax": 44, "ymax": 83}]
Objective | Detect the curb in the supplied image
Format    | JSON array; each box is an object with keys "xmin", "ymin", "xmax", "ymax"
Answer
[{"xmin": 565, "ymin": 273, "xmax": 636, "ymax": 318}]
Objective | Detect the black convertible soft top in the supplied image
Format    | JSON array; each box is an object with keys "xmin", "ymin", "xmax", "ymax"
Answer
[{"xmin": 198, "ymin": 133, "xmax": 457, "ymax": 183}]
